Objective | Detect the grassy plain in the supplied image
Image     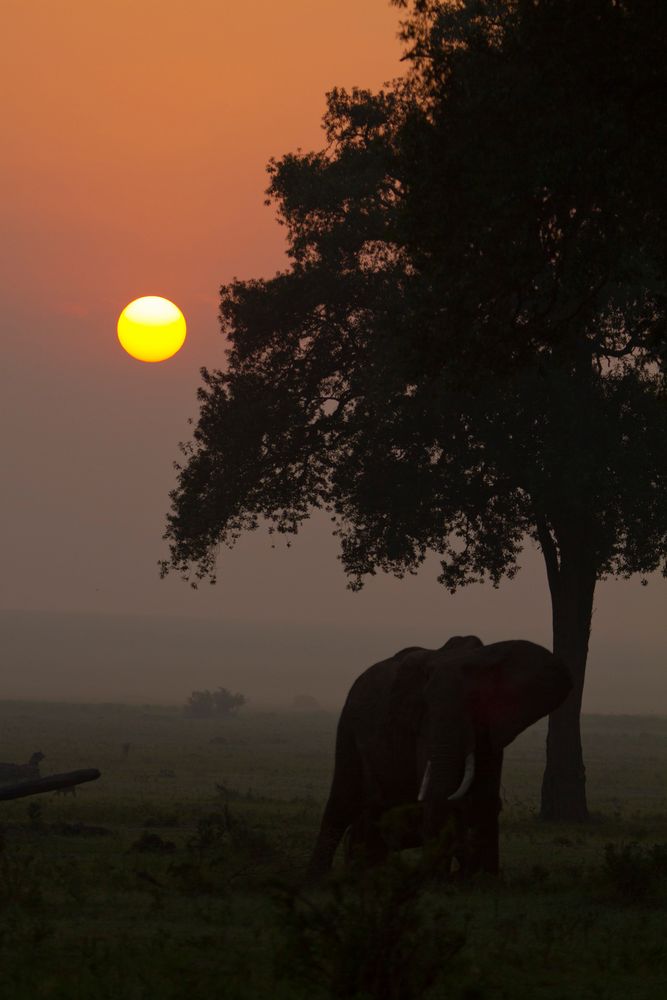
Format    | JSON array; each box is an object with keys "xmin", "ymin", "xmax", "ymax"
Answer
[{"xmin": 1, "ymin": 701, "xmax": 666, "ymax": 999}]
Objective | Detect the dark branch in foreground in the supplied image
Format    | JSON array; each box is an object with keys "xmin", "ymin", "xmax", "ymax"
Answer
[{"xmin": 0, "ymin": 769, "xmax": 101, "ymax": 801}]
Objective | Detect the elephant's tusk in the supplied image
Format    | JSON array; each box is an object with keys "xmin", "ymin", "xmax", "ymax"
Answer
[
  {"xmin": 448, "ymin": 752, "xmax": 475, "ymax": 801},
  {"xmin": 417, "ymin": 760, "xmax": 431, "ymax": 802}
]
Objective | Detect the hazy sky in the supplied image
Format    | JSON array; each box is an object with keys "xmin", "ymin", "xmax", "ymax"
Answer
[{"xmin": 2, "ymin": 1, "xmax": 664, "ymax": 712}]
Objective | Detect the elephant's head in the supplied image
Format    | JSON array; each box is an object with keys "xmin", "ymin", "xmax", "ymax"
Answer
[{"xmin": 394, "ymin": 638, "xmax": 571, "ymax": 833}]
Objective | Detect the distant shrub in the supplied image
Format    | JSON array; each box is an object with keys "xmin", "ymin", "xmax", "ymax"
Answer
[
  {"xmin": 187, "ymin": 812, "xmax": 228, "ymax": 852},
  {"xmin": 603, "ymin": 842, "xmax": 667, "ymax": 902},
  {"xmin": 187, "ymin": 803, "xmax": 274, "ymax": 862},
  {"xmin": 184, "ymin": 687, "xmax": 246, "ymax": 718}
]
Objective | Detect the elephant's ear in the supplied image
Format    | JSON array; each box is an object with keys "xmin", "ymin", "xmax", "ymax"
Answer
[
  {"xmin": 388, "ymin": 650, "xmax": 431, "ymax": 735},
  {"xmin": 471, "ymin": 641, "xmax": 571, "ymax": 751},
  {"xmin": 486, "ymin": 695, "xmax": 532, "ymax": 751}
]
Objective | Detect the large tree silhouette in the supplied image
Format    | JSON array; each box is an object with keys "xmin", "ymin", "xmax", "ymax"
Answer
[{"xmin": 163, "ymin": 0, "xmax": 666, "ymax": 820}]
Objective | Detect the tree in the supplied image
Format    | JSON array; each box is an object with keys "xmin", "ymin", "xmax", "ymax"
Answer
[
  {"xmin": 163, "ymin": 0, "xmax": 666, "ymax": 820},
  {"xmin": 185, "ymin": 688, "xmax": 246, "ymax": 718},
  {"xmin": 213, "ymin": 688, "xmax": 246, "ymax": 717}
]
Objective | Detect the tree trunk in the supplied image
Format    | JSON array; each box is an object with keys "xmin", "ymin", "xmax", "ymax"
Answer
[{"xmin": 536, "ymin": 519, "xmax": 596, "ymax": 822}]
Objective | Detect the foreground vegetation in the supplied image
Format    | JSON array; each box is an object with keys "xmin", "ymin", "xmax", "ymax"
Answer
[{"xmin": 1, "ymin": 701, "xmax": 666, "ymax": 998}]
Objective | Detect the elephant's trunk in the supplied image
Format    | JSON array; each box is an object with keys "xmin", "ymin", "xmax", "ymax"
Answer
[{"xmin": 419, "ymin": 710, "xmax": 476, "ymax": 842}]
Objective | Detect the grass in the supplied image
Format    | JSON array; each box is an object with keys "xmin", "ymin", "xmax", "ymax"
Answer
[{"xmin": 1, "ymin": 701, "xmax": 667, "ymax": 998}]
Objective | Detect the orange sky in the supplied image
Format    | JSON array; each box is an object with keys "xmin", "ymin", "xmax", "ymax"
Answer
[
  {"xmin": 3, "ymin": 0, "xmax": 402, "ymax": 337},
  {"xmin": 2, "ymin": 0, "xmax": 664, "ymax": 712}
]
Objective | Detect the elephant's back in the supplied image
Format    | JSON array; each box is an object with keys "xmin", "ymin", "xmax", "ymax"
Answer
[
  {"xmin": 343, "ymin": 648, "xmax": 430, "ymax": 757},
  {"xmin": 343, "ymin": 646, "xmax": 427, "ymax": 716},
  {"xmin": 344, "ymin": 657, "xmax": 400, "ymax": 724},
  {"xmin": 341, "ymin": 649, "xmax": 426, "ymax": 804}
]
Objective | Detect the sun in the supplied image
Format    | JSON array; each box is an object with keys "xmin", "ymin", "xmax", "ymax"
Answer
[{"xmin": 117, "ymin": 296, "xmax": 187, "ymax": 362}]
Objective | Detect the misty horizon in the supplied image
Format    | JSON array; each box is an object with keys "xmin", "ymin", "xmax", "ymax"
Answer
[{"xmin": 2, "ymin": 603, "xmax": 664, "ymax": 715}]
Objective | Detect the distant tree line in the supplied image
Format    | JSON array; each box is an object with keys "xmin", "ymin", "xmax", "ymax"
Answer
[{"xmin": 185, "ymin": 688, "xmax": 246, "ymax": 719}]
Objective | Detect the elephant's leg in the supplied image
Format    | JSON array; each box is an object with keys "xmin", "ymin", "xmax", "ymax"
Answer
[
  {"xmin": 466, "ymin": 746, "xmax": 503, "ymax": 875},
  {"xmin": 306, "ymin": 719, "xmax": 365, "ymax": 882}
]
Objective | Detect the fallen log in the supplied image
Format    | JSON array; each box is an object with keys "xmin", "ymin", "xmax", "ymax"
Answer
[{"xmin": 0, "ymin": 769, "xmax": 101, "ymax": 801}]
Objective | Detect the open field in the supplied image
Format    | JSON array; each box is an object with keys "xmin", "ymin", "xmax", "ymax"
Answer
[{"xmin": 1, "ymin": 701, "xmax": 666, "ymax": 999}]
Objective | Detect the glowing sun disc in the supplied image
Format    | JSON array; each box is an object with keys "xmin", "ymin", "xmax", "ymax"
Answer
[{"xmin": 117, "ymin": 296, "xmax": 187, "ymax": 362}]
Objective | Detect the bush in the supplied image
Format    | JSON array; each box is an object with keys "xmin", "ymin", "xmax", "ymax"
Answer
[
  {"xmin": 277, "ymin": 857, "xmax": 465, "ymax": 1000},
  {"xmin": 184, "ymin": 687, "xmax": 246, "ymax": 718}
]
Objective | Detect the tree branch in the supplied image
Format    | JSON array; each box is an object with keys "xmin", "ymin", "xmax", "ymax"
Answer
[{"xmin": 0, "ymin": 769, "xmax": 101, "ymax": 801}]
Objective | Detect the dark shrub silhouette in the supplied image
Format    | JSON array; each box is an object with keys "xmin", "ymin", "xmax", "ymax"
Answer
[{"xmin": 184, "ymin": 688, "xmax": 246, "ymax": 718}]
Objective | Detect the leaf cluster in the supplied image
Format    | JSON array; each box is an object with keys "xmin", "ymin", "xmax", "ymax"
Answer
[{"xmin": 163, "ymin": 0, "xmax": 666, "ymax": 592}]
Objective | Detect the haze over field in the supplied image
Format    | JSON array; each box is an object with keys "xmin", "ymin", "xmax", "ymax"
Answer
[{"xmin": 2, "ymin": 555, "xmax": 663, "ymax": 713}]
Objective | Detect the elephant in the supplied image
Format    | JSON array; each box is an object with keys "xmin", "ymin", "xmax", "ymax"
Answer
[{"xmin": 306, "ymin": 636, "xmax": 571, "ymax": 881}]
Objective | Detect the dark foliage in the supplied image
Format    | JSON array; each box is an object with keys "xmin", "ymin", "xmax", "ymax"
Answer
[{"xmin": 277, "ymin": 856, "xmax": 465, "ymax": 999}]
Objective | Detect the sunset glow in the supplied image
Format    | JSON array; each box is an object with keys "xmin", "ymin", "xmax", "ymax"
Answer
[{"xmin": 117, "ymin": 296, "xmax": 186, "ymax": 362}]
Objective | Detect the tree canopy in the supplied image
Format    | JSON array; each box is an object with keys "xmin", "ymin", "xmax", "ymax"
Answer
[{"xmin": 163, "ymin": 0, "xmax": 666, "ymax": 819}]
